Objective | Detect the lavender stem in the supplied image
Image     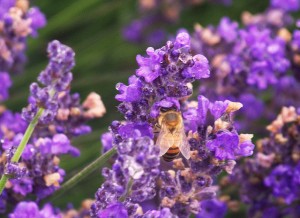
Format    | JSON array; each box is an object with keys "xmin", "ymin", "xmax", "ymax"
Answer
[
  {"xmin": 49, "ymin": 146, "xmax": 116, "ymax": 200},
  {"xmin": 0, "ymin": 108, "xmax": 44, "ymax": 194}
]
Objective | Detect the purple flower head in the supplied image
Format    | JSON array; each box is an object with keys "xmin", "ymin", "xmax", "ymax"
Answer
[
  {"xmin": 239, "ymin": 94, "xmax": 264, "ymax": 119},
  {"xmin": 209, "ymin": 100, "xmax": 229, "ymax": 120},
  {"xmin": 4, "ymin": 162, "xmax": 27, "ymax": 179},
  {"xmin": 0, "ymin": 0, "xmax": 15, "ymax": 18},
  {"xmin": 27, "ymin": 7, "xmax": 47, "ymax": 37},
  {"xmin": 11, "ymin": 177, "xmax": 33, "ymax": 196},
  {"xmin": 206, "ymin": 131, "xmax": 239, "ymax": 160},
  {"xmin": 271, "ymin": 0, "xmax": 300, "ymax": 11},
  {"xmin": 206, "ymin": 131, "xmax": 254, "ymax": 160},
  {"xmin": 159, "ymin": 169, "xmax": 219, "ymax": 217},
  {"xmin": 0, "ymin": 111, "xmax": 27, "ymax": 140},
  {"xmin": 9, "ymin": 201, "xmax": 60, "ymax": 218},
  {"xmin": 118, "ymin": 122, "xmax": 153, "ymax": 140},
  {"xmin": 116, "ymin": 75, "xmax": 143, "ymax": 102},
  {"xmin": 146, "ymin": 29, "xmax": 168, "ymax": 47},
  {"xmin": 230, "ymin": 26, "xmax": 290, "ymax": 89},
  {"xmin": 101, "ymin": 132, "xmax": 113, "ymax": 153},
  {"xmin": 123, "ymin": 0, "xmax": 232, "ymax": 46},
  {"xmin": 123, "ymin": 19, "xmax": 144, "ymax": 43},
  {"xmin": 34, "ymin": 134, "xmax": 80, "ymax": 156},
  {"xmin": 197, "ymin": 199, "xmax": 227, "ymax": 218},
  {"xmin": 97, "ymin": 202, "xmax": 128, "ymax": 218},
  {"xmin": 0, "ymin": 72, "xmax": 12, "ymax": 101},
  {"xmin": 91, "ymin": 136, "xmax": 160, "ymax": 217},
  {"xmin": 217, "ymin": 17, "xmax": 239, "ymax": 43},
  {"xmin": 142, "ymin": 208, "xmax": 178, "ymax": 218},
  {"xmin": 197, "ymin": 95, "xmax": 210, "ymax": 124},
  {"xmin": 230, "ymin": 107, "xmax": 300, "ymax": 216},
  {"xmin": 136, "ymin": 47, "xmax": 163, "ymax": 83},
  {"xmin": 182, "ymin": 54, "xmax": 210, "ymax": 79},
  {"xmin": 0, "ymin": 1, "xmax": 46, "ymax": 73},
  {"xmin": 22, "ymin": 40, "xmax": 75, "ymax": 124},
  {"xmin": 264, "ymin": 165, "xmax": 298, "ymax": 204},
  {"xmin": 101, "ymin": 27, "xmax": 254, "ymax": 218},
  {"xmin": 116, "ymin": 32, "xmax": 210, "ymax": 123}
]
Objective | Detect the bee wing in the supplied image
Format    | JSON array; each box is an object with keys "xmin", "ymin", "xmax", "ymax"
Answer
[
  {"xmin": 156, "ymin": 123, "xmax": 174, "ymax": 156},
  {"xmin": 175, "ymin": 123, "xmax": 191, "ymax": 159}
]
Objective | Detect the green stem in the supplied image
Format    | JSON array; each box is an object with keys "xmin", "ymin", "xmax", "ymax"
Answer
[
  {"xmin": 0, "ymin": 108, "xmax": 44, "ymax": 195},
  {"xmin": 119, "ymin": 177, "xmax": 134, "ymax": 202},
  {"xmin": 49, "ymin": 147, "xmax": 117, "ymax": 200}
]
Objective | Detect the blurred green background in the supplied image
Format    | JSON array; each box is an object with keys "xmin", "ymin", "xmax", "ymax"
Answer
[{"xmin": 6, "ymin": 0, "xmax": 268, "ymax": 210}]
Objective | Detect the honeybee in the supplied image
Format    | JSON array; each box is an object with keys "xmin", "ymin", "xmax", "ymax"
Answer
[{"xmin": 155, "ymin": 110, "xmax": 190, "ymax": 162}]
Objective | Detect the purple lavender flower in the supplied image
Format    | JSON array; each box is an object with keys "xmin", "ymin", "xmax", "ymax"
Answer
[
  {"xmin": 230, "ymin": 107, "xmax": 300, "ymax": 217},
  {"xmin": 9, "ymin": 201, "xmax": 60, "ymax": 218},
  {"xmin": 0, "ymin": 41, "xmax": 105, "ymax": 212},
  {"xmin": 190, "ymin": 12, "xmax": 296, "ymax": 134},
  {"xmin": 22, "ymin": 40, "xmax": 75, "ymax": 124},
  {"xmin": 0, "ymin": 132, "xmax": 75, "ymax": 199},
  {"xmin": 91, "ymin": 136, "xmax": 160, "ymax": 217},
  {"xmin": 197, "ymin": 199, "xmax": 227, "ymax": 218},
  {"xmin": 0, "ymin": 72, "xmax": 12, "ymax": 101},
  {"xmin": 141, "ymin": 208, "xmax": 177, "ymax": 218},
  {"xmin": 229, "ymin": 26, "xmax": 290, "ymax": 89},
  {"xmin": 271, "ymin": 0, "xmax": 300, "ymax": 11},
  {"xmin": 123, "ymin": 0, "xmax": 232, "ymax": 46},
  {"xmin": 4, "ymin": 162, "xmax": 27, "ymax": 179},
  {"xmin": 155, "ymin": 97, "xmax": 253, "ymax": 217},
  {"xmin": 95, "ymin": 31, "xmax": 254, "ymax": 218},
  {"xmin": 101, "ymin": 132, "xmax": 113, "ymax": 153},
  {"xmin": 0, "ymin": 111, "xmax": 27, "ymax": 140},
  {"xmin": 264, "ymin": 164, "xmax": 298, "ymax": 204},
  {"xmin": 27, "ymin": 7, "xmax": 46, "ymax": 37},
  {"xmin": 116, "ymin": 32, "xmax": 210, "ymax": 122},
  {"xmin": 217, "ymin": 17, "xmax": 239, "ymax": 43},
  {"xmin": 97, "ymin": 202, "xmax": 128, "ymax": 218},
  {"xmin": 206, "ymin": 131, "xmax": 239, "ymax": 160},
  {"xmin": 0, "ymin": 0, "xmax": 46, "ymax": 73}
]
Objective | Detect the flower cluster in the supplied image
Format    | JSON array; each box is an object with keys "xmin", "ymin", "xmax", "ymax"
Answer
[
  {"xmin": 22, "ymin": 40, "xmax": 75, "ymax": 124},
  {"xmin": 228, "ymin": 26, "xmax": 289, "ymax": 89},
  {"xmin": 0, "ymin": 41, "xmax": 105, "ymax": 213},
  {"xmin": 117, "ymin": 32, "xmax": 209, "ymax": 123},
  {"xmin": 8, "ymin": 201, "xmax": 60, "ymax": 218},
  {"xmin": 0, "ymin": 0, "xmax": 45, "ymax": 102},
  {"xmin": 187, "ymin": 0, "xmax": 300, "ymax": 134},
  {"xmin": 123, "ymin": 0, "xmax": 232, "ymax": 46},
  {"xmin": 3, "ymin": 0, "xmax": 300, "ymax": 217},
  {"xmin": 0, "ymin": 0, "xmax": 46, "ymax": 73},
  {"xmin": 94, "ymin": 32, "xmax": 254, "ymax": 218},
  {"xmin": 154, "ymin": 96, "xmax": 254, "ymax": 217},
  {"xmin": 91, "ymin": 136, "xmax": 160, "ymax": 217},
  {"xmin": 230, "ymin": 107, "xmax": 300, "ymax": 217},
  {"xmin": 8, "ymin": 199, "xmax": 95, "ymax": 218}
]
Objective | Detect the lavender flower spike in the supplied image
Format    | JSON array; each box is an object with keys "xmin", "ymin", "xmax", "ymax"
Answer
[
  {"xmin": 91, "ymin": 136, "xmax": 160, "ymax": 217},
  {"xmin": 22, "ymin": 40, "xmax": 75, "ymax": 124},
  {"xmin": 0, "ymin": 40, "xmax": 76, "ymax": 196}
]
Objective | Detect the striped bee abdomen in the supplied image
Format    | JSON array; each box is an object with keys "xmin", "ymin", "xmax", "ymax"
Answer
[{"xmin": 163, "ymin": 146, "xmax": 180, "ymax": 162}]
